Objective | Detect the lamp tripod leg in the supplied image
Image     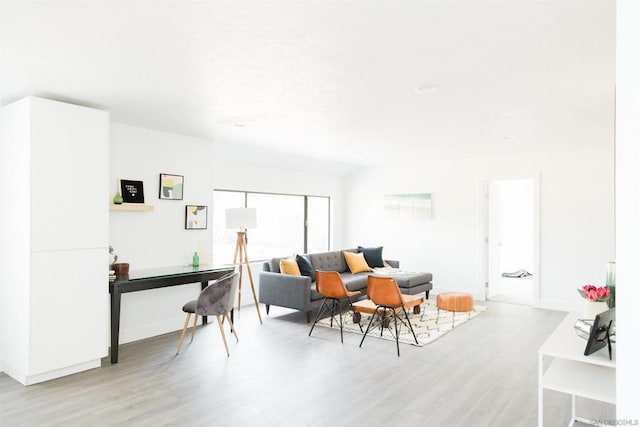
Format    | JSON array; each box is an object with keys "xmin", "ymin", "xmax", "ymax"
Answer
[
  {"xmin": 231, "ymin": 231, "xmax": 262, "ymax": 324},
  {"xmin": 233, "ymin": 234, "xmax": 243, "ymax": 312},
  {"xmin": 241, "ymin": 244, "xmax": 263, "ymax": 324}
]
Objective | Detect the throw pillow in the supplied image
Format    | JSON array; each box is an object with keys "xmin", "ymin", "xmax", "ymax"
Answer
[
  {"xmin": 343, "ymin": 251, "xmax": 372, "ymax": 274},
  {"xmin": 280, "ymin": 258, "xmax": 301, "ymax": 276},
  {"xmin": 357, "ymin": 246, "xmax": 385, "ymax": 268},
  {"xmin": 296, "ymin": 254, "xmax": 315, "ymax": 282}
]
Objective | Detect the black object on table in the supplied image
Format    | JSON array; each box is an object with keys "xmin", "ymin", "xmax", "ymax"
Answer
[{"xmin": 109, "ymin": 265, "xmax": 235, "ymax": 364}]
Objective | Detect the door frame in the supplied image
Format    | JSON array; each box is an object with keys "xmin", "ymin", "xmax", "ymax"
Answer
[{"xmin": 479, "ymin": 173, "xmax": 541, "ymax": 306}]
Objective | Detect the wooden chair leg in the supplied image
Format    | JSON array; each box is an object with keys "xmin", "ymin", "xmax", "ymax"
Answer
[
  {"xmin": 224, "ymin": 313, "xmax": 239, "ymax": 342},
  {"xmin": 216, "ymin": 315, "xmax": 230, "ymax": 356},
  {"xmin": 176, "ymin": 313, "xmax": 191, "ymax": 355},
  {"xmin": 190, "ymin": 312, "xmax": 198, "ymax": 342}
]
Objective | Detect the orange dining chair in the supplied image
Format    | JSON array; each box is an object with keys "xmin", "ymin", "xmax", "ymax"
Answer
[
  {"xmin": 308, "ymin": 270, "xmax": 362, "ymax": 343},
  {"xmin": 359, "ymin": 275, "xmax": 419, "ymax": 356},
  {"xmin": 176, "ymin": 272, "xmax": 239, "ymax": 357}
]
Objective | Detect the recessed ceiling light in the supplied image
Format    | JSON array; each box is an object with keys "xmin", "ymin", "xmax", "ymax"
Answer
[{"xmin": 414, "ymin": 84, "xmax": 438, "ymax": 94}]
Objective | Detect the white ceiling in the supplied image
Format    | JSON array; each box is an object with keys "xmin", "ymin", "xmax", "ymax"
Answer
[{"xmin": 0, "ymin": 1, "xmax": 615, "ymax": 173}]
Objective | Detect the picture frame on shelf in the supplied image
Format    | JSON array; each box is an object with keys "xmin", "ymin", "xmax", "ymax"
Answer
[
  {"xmin": 159, "ymin": 173, "xmax": 184, "ymax": 200},
  {"xmin": 185, "ymin": 205, "xmax": 207, "ymax": 230},
  {"xmin": 120, "ymin": 179, "xmax": 145, "ymax": 203}
]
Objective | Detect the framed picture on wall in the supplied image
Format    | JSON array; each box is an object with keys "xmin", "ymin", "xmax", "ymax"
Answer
[
  {"xmin": 383, "ymin": 193, "xmax": 432, "ymax": 219},
  {"xmin": 159, "ymin": 173, "xmax": 184, "ymax": 200},
  {"xmin": 120, "ymin": 179, "xmax": 145, "ymax": 203},
  {"xmin": 185, "ymin": 205, "xmax": 207, "ymax": 230}
]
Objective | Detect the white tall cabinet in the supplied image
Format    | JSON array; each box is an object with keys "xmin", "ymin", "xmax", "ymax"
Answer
[{"xmin": 0, "ymin": 97, "xmax": 109, "ymax": 385}]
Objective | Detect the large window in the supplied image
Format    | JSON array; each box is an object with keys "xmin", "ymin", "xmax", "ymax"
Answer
[{"xmin": 213, "ymin": 190, "xmax": 330, "ymax": 263}]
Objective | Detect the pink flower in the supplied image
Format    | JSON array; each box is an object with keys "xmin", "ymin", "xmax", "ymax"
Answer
[
  {"xmin": 577, "ymin": 284, "xmax": 611, "ymax": 302},
  {"xmin": 597, "ymin": 287, "xmax": 610, "ymax": 299}
]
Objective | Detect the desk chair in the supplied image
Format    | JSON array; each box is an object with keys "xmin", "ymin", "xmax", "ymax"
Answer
[{"xmin": 176, "ymin": 272, "xmax": 239, "ymax": 357}]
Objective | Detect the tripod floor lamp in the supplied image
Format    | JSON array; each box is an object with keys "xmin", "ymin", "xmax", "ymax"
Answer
[{"xmin": 225, "ymin": 207, "xmax": 263, "ymax": 324}]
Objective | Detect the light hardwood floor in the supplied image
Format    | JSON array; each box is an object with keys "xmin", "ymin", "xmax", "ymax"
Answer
[{"xmin": 0, "ymin": 301, "xmax": 615, "ymax": 426}]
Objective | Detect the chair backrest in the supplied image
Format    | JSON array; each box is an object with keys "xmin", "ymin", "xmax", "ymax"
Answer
[
  {"xmin": 367, "ymin": 276, "xmax": 403, "ymax": 307},
  {"xmin": 196, "ymin": 272, "xmax": 239, "ymax": 316},
  {"xmin": 315, "ymin": 270, "xmax": 348, "ymax": 298}
]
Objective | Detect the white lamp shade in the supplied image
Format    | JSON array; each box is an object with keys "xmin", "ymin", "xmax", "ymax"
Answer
[{"xmin": 225, "ymin": 208, "xmax": 257, "ymax": 229}]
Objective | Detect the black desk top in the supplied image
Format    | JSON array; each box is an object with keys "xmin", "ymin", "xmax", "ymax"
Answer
[
  {"xmin": 110, "ymin": 264, "xmax": 235, "ymax": 293},
  {"xmin": 113, "ymin": 265, "xmax": 234, "ymax": 281}
]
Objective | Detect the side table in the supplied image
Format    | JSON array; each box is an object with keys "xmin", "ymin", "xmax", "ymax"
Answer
[{"xmin": 538, "ymin": 312, "xmax": 615, "ymax": 426}]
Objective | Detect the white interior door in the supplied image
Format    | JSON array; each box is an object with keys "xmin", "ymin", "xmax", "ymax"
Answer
[
  {"xmin": 486, "ymin": 178, "xmax": 535, "ymax": 305},
  {"xmin": 487, "ymin": 182, "xmax": 503, "ymax": 299}
]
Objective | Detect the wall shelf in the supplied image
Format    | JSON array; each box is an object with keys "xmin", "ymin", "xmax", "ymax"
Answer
[{"xmin": 110, "ymin": 203, "xmax": 154, "ymax": 212}]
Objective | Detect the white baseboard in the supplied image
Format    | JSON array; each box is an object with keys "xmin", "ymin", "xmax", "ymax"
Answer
[
  {"xmin": 536, "ymin": 298, "xmax": 581, "ymax": 313},
  {"xmin": 119, "ymin": 315, "xmax": 185, "ymax": 344},
  {"xmin": 3, "ymin": 359, "xmax": 101, "ymax": 386},
  {"xmin": 118, "ymin": 302, "xmax": 258, "ymax": 345},
  {"xmin": 433, "ymin": 288, "xmax": 582, "ymax": 313}
]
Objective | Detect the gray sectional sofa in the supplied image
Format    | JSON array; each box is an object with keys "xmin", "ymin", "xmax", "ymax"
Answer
[{"xmin": 258, "ymin": 249, "xmax": 433, "ymax": 322}]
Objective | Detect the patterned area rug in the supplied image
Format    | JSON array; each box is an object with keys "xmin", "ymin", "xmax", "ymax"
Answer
[{"xmin": 315, "ymin": 300, "xmax": 487, "ymax": 346}]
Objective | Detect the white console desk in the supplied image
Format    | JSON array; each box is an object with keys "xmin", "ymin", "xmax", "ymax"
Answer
[{"xmin": 538, "ymin": 312, "xmax": 615, "ymax": 426}]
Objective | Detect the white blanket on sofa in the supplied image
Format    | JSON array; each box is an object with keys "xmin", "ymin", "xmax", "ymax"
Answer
[{"xmin": 372, "ymin": 266, "xmax": 416, "ymax": 276}]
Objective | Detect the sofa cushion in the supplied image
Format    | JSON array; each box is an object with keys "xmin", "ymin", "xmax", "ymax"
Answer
[
  {"xmin": 310, "ymin": 283, "xmax": 323, "ymax": 301},
  {"xmin": 280, "ymin": 258, "xmax": 301, "ymax": 276},
  {"xmin": 388, "ymin": 272, "xmax": 433, "ymax": 288},
  {"xmin": 344, "ymin": 251, "xmax": 372, "ymax": 274},
  {"xmin": 357, "ymin": 246, "xmax": 385, "ymax": 268},
  {"xmin": 296, "ymin": 255, "xmax": 315, "ymax": 282},
  {"xmin": 309, "ymin": 251, "xmax": 348, "ymax": 273},
  {"xmin": 340, "ymin": 272, "xmax": 369, "ymax": 292},
  {"xmin": 268, "ymin": 257, "xmax": 285, "ymax": 273}
]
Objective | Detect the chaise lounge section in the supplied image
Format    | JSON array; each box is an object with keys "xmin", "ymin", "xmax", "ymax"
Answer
[{"xmin": 258, "ymin": 249, "xmax": 433, "ymax": 322}]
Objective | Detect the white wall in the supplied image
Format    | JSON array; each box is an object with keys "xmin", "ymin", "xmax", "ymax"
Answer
[
  {"xmin": 616, "ymin": 0, "xmax": 640, "ymax": 419},
  {"xmin": 342, "ymin": 147, "xmax": 614, "ymax": 311},
  {"xmin": 109, "ymin": 123, "xmax": 344, "ymax": 343}
]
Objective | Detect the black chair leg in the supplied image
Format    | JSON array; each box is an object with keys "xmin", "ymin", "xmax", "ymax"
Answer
[
  {"xmin": 403, "ymin": 307, "xmax": 419, "ymax": 345},
  {"xmin": 338, "ymin": 302, "xmax": 344, "ymax": 343},
  {"xmin": 394, "ymin": 313, "xmax": 400, "ymax": 357},
  {"xmin": 348, "ymin": 299, "xmax": 363, "ymax": 332},
  {"xmin": 309, "ymin": 299, "xmax": 329, "ymax": 337},
  {"xmin": 310, "ymin": 297, "xmax": 357, "ymax": 344},
  {"xmin": 359, "ymin": 308, "xmax": 379, "ymax": 348},
  {"xmin": 329, "ymin": 299, "xmax": 336, "ymax": 328}
]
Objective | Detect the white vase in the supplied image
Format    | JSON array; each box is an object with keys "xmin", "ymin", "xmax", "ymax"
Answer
[{"xmin": 582, "ymin": 301, "xmax": 609, "ymax": 320}]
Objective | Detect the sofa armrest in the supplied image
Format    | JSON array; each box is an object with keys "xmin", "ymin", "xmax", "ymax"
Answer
[
  {"xmin": 385, "ymin": 259, "xmax": 400, "ymax": 268},
  {"xmin": 258, "ymin": 271, "xmax": 313, "ymax": 311}
]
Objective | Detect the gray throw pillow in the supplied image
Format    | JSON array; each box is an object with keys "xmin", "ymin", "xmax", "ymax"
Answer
[
  {"xmin": 357, "ymin": 246, "xmax": 384, "ymax": 268},
  {"xmin": 296, "ymin": 255, "xmax": 315, "ymax": 282}
]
